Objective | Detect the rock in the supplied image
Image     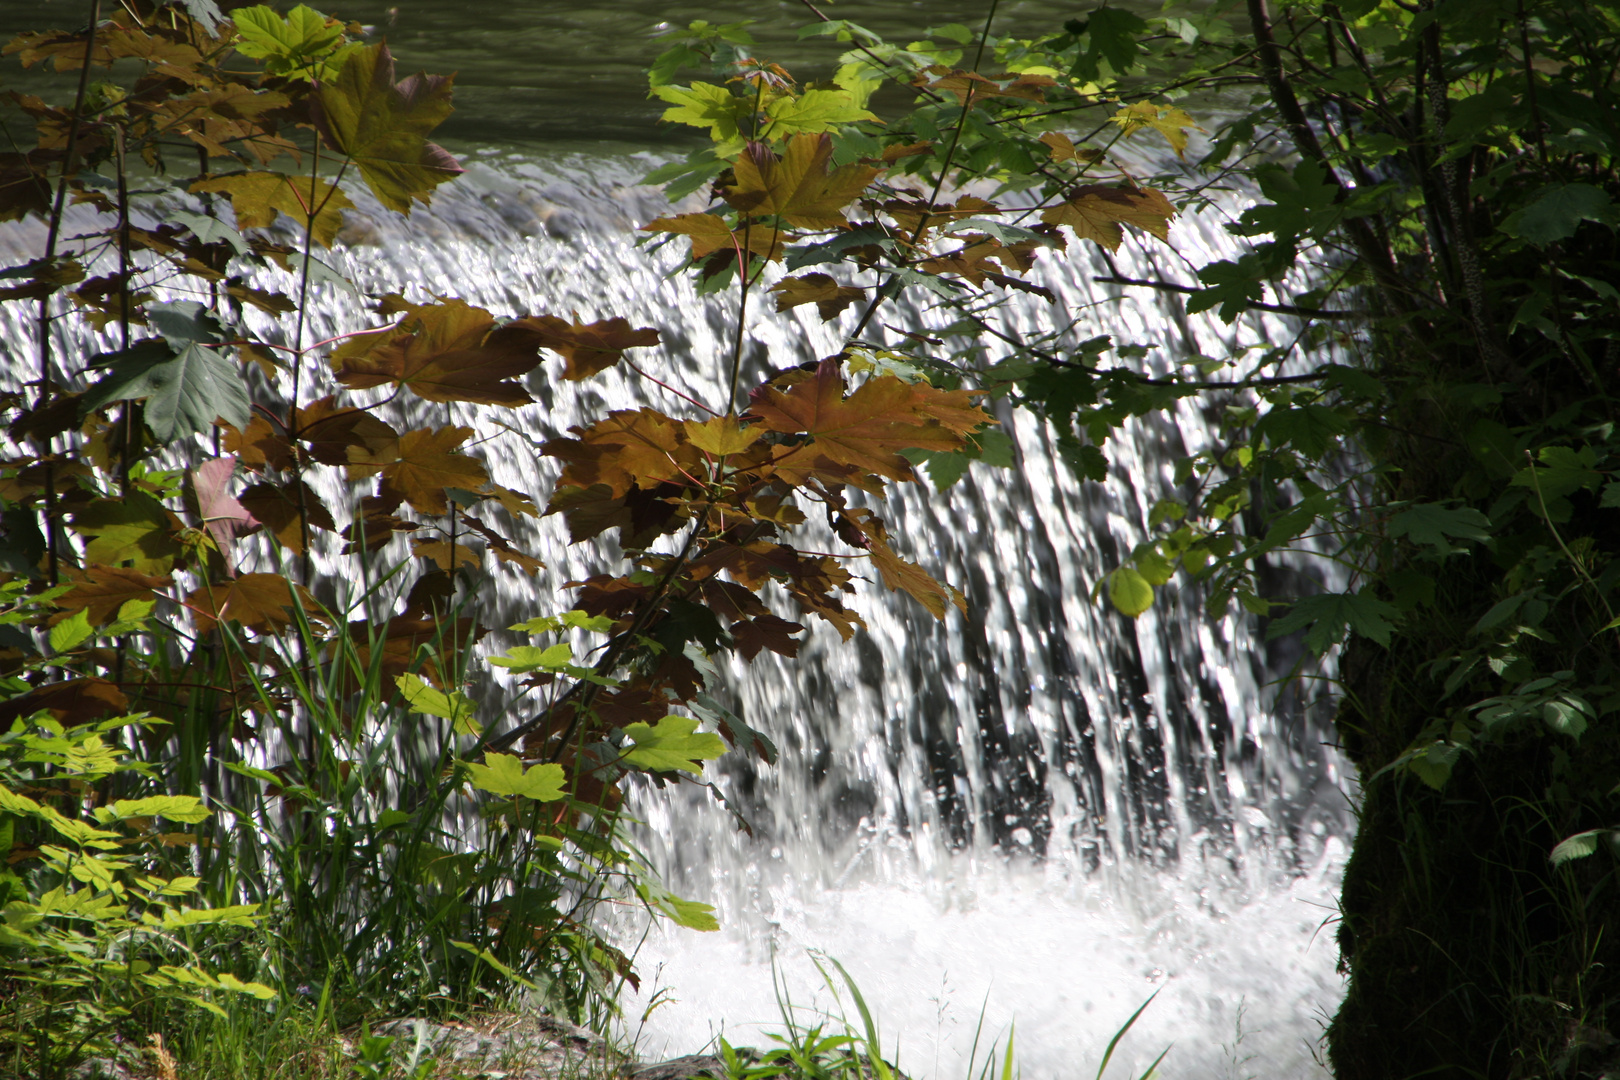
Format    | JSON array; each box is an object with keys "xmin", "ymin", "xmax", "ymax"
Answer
[
  {"xmin": 367, "ymin": 1014, "xmax": 624, "ymax": 1080},
  {"xmin": 625, "ymin": 1053, "xmax": 726, "ymax": 1080}
]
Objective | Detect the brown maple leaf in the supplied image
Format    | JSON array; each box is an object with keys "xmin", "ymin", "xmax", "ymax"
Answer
[
  {"xmin": 730, "ymin": 614, "xmax": 804, "ymax": 660},
  {"xmin": 330, "ymin": 299, "xmax": 546, "ymax": 406},
  {"xmin": 55, "ymin": 565, "xmax": 170, "ymax": 626},
  {"xmin": 641, "ymin": 213, "xmax": 790, "ymax": 262},
  {"xmin": 748, "ymin": 358, "xmax": 987, "ymax": 482},
  {"xmin": 346, "ymin": 425, "xmax": 490, "ymax": 516},
  {"xmin": 223, "ymin": 414, "xmax": 295, "ymax": 471},
  {"xmin": 191, "ymin": 172, "xmax": 356, "ymax": 249},
  {"xmin": 769, "ymin": 273, "xmax": 866, "ymax": 321},
  {"xmin": 542, "ymin": 409, "xmax": 703, "ymax": 498},
  {"xmin": 239, "ymin": 480, "xmax": 336, "ymax": 554},
  {"xmin": 723, "ymin": 134, "xmax": 881, "ymax": 229},
  {"xmin": 506, "ymin": 314, "xmax": 661, "ymax": 382},
  {"xmin": 1041, "ymin": 185, "xmax": 1176, "ymax": 251},
  {"xmin": 296, "ymin": 396, "xmax": 400, "ymax": 466},
  {"xmin": 187, "ymin": 573, "xmax": 315, "ymax": 634}
]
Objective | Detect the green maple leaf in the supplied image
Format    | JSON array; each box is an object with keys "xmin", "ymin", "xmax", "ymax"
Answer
[
  {"xmin": 69, "ymin": 494, "xmax": 183, "ymax": 575},
  {"xmin": 231, "ymin": 4, "xmax": 354, "ymax": 81},
  {"xmin": 488, "ymin": 643, "xmax": 574, "ymax": 674},
  {"xmin": 762, "ymin": 88, "xmax": 878, "ymax": 139},
  {"xmin": 314, "ymin": 44, "xmax": 463, "ymax": 213},
  {"xmin": 395, "ymin": 673, "xmax": 480, "ymax": 736},
  {"xmin": 1268, "ymin": 591, "xmax": 1401, "ymax": 653},
  {"xmin": 618, "ymin": 715, "xmax": 727, "ymax": 774},
  {"xmin": 80, "ymin": 338, "xmax": 251, "ymax": 442},
  {"xmin": 652, "ymin": 82, "xmax": 753, "ymax": 153},
  {"xmin": 463, "ymin": 753, "xmax": 566, "ymax": 801},
  {"xmin": 1388, "ymin": 502, "xmax": 1492, "ymax": 553}
]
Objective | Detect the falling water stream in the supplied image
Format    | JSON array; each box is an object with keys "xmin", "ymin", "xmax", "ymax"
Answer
[
  {"xmin": 0, "ymin": 149, "xmax": 1352, "ymax": 1077},
  {"xmin": 0, "ymin": 2, "xmax": 1357, "ymax": 1075}
]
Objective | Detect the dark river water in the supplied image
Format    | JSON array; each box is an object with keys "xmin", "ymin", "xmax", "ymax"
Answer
[{"xmin": 2, "ymin": 1, "xmax": 1081, "ymax": 151}]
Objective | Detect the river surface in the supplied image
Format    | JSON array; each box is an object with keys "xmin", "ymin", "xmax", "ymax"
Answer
[{"xmin": 0, "ymin": 4, "xmax": 1352, "ymax": 1076}]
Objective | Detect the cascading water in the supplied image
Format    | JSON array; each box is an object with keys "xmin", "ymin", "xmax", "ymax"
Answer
[{"xmin": 0, "ymin": 151, "xmax": 1352, "ymax": 1078}]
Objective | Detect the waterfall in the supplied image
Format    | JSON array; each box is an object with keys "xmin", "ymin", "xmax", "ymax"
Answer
[{"xmin": 0, "ymin": 149, "xmax": 1351, "ymax": 1078}]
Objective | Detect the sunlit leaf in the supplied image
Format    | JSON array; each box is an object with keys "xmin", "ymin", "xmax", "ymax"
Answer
[
  {"xmin": 395, "ymin": 672, "xmax": 480, "ymax": 735},
  {"xmin": 313, "ymin": 44, "xmax": 463, "ymax": 212},
  {"xmin": 618, "ymin": 715, "xmax": 726, "ymax": 774},
  {"xmin": 1041, "ymin": 185, "xmax": 1175, "ymax": 251},
  {"xmin": 464, "ymin": 753, "xmax": 566, "ymax": 801},
  {"xmin": 191, "ymin": 172, "xmax": 355, "ymax": 249},
  {"xmin": 723, "ymin": 134, "xmax": 881, "ymax": 229}
]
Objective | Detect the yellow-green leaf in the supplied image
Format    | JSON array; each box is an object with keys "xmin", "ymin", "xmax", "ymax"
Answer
[
  {"xmin": 1106, "ymin": 567, "xmax": 1155, "ymax": 617},
  {"xmin": 312, "ymin": 44, "xmax": 464, "ymax": 213},
  {"xmin": 395, "ymin": 673, "xmax": 481, "ymax": 736},
  {"xmin": 191, "ymin": 172, "xmax": 355, "ymax": 249},
  {"xmin": 619, "ymin": 715, "xmax": 726, "ymax": 774},
  {"xmin": 464, "ymin": 753, "xmax": 566, "ymax": 801},
  {"xmin": 684, "ymin": 417, "xmax": 762, "ymax": 456}
]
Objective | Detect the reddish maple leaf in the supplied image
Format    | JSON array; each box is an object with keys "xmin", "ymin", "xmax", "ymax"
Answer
[
  {"xmin": 191, "ymin": 456, "xmax": 259, "ymax": 574},
  {"xmin": 731, "ymin": 614, "xmax": 804, "ymax": 660}
]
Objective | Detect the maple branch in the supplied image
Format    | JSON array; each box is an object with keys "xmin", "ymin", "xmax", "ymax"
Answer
[
  {"xmin": 621, "ymin": 358, "xmax": 721, "ymax": 416},
  {"xmin": 1093, "ymin": 275, "xmax": 1359, "ymax": 319}
]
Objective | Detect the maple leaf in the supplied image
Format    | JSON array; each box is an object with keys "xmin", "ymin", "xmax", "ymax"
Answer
[
  {"xmin": 543, "ymin": 409, "xmax": 703, "ymax": 498},
  {"xmin": 748, "ymin": 359, "xmax": 987, "ymax": 482},
  {"xmin": 223, "ymin": 414, "xmax": 295, "ymax": 471},
  {"xmin": 618, "ymin": 716, "xmax": 726, "ymax": 775},
  {"xmin": 412, "ymin": 537, "xmax": 481, "ymax": 571},
  {"xmin": 730, "ymin": 614, "xmax": 804, "ymax": 661},
  {"xmin": 506, "ymin": 315, "xmax": 661, "ymax": 382},
  {"xmin": 191, "ymin": 456, "xmax": 259, "ymax": 574},
  {"xmin": 69, "ymin": 494, "xmax": 184, "ymax": 575},
  {"xmin": 724, "ymin": 135, "xmax": 881, "ymax": 229},
  {"xmin": 312, "ymin": 44, "xmax": 463, "ymax": 212},
  {"xmin": 187, "ymin": 573, "xmax": 314, "ymax": 634},
  {"xmin": 238, "ymin": 480, "xmax": 335, "ymax": 554},
  {"xmin": 0, "ymin": 150, "xmax": 58, "ymax": 222},
  {"xmin": 684, "ymin": 417, "xmax": 763, "ymax": 457},
  {"xmin": 296, "ymin": 395, "xmax": 399, "ymax": 466},
  {"xmin": 458, "ymin": 513, "xmax": 544, "ymax": 575},
  {"xmin": 1110, "ymin": 102, "xmax": 1203, "ymax": 159},
  {"xmin": 642, "ymin": 214, "xmax": 789, "ymax": 262},
  {"xmin": 330, "ymin": 299, "xmax": 546, "ymax": 406},
  {"xmin": 651, "ymin": 81, "xmax": 754, "ymax": 149},
  {"xmin": 191, "ymin": 172, "xmax": 355, "ymax": 249},
  {"xmin": 464, "ymin": 753, "xmax": 565, "ymax": 801},
  {"xmin": 80, "ymin": 338, "xmax": 252, "ymax": 442},
  {"xmin": 866, "ymin": 523, "xmax": 966, "ymax": 620},
  {"xmin": 55, "ymin": 566, "xmax": 170, "ymax": 626},
  {"xmin": 395, "ymin": 673, "xmax": 480, "ymax": 736},
  {"xmin": 1040, "ymin": 185, "xmax": 1176, "ymax": 251},
  {"xmin": 770, "ymin": 273, "xmax": 866, "ymax": 321},
  {"xmin": 761, "ymin": 88, "xmax": 879, "ymax": 138},
  {"xmin": 346, "ymin": 425, "xmax": 489, "ymax": 516}
]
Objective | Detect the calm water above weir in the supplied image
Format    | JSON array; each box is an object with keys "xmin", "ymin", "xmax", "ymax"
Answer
[{"xmin": 0, "ymin": 3, "xmax": 1353, "ymax": 1075}]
